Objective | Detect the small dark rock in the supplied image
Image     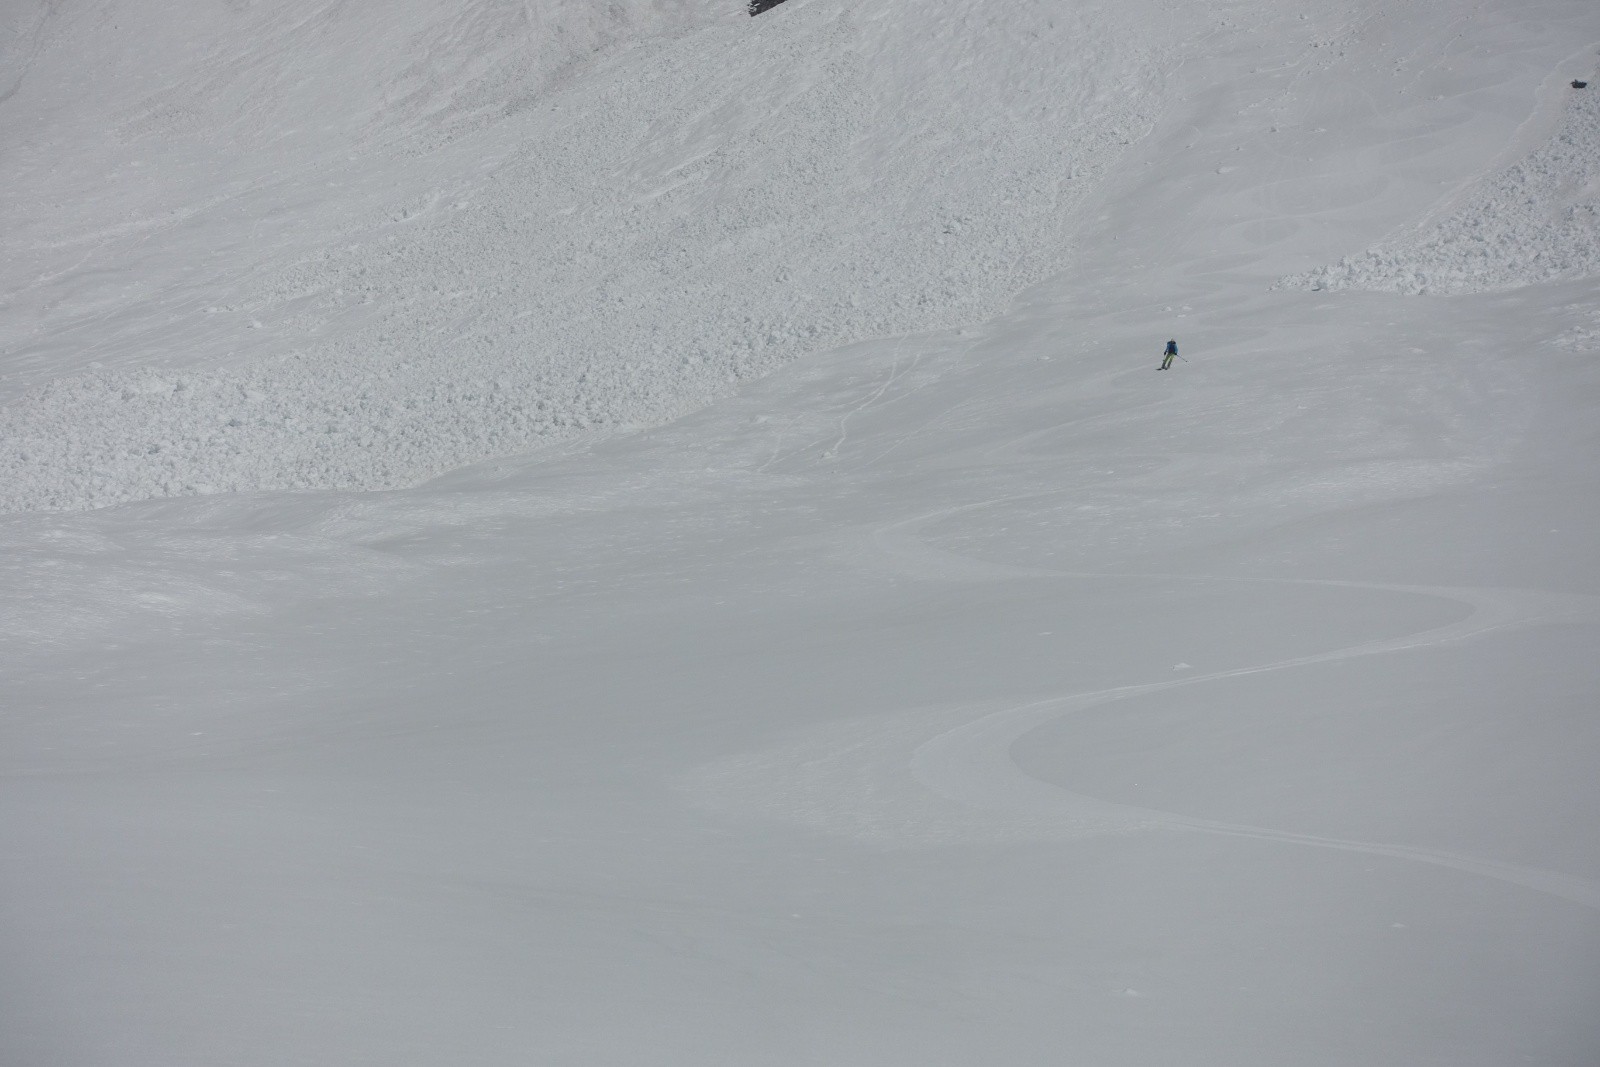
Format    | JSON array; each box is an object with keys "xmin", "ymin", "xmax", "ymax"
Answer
[{"xmin": 1573, "ymin": 80, "xmax": 1589, "ymax": 89}]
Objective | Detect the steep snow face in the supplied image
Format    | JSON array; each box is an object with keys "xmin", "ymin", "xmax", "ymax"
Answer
[
  {"xmin": 1285, "ymin": 84, "xmax": 1600, "ymax": 294},
  {"xmin": 0, "ymin": 0, "xmax": 1174, "ymax": 512},
  {"xmin": 0, "ymin": 0, "xmax": 717, "ymax": 328}
]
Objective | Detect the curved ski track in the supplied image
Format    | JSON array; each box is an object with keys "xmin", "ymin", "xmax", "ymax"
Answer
[{"xmin": 872, "ymin": 502, "xmax": 1600, "ymax": 911}]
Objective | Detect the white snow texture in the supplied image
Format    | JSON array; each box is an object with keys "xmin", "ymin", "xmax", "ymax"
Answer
[
  {"xmin": 5, "ymin": 1, "xmax": 1600, "ymax": 1065},
  {"xmin": 1285, "ymin": 81, "xmax": 1600, "ymax": 294},
  {"xmin": 1, "ymin": 0, "xmax": 1160, "ymax": 512}
]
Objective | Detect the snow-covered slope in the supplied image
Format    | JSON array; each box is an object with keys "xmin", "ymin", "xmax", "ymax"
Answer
[
  {"xmin": 1, "ymin": 0, "xmax": 1167, "ymax": 512},
  {"xmin": 4, "ymin": 1, "xmax": 1600, "ymax": 1065},
  {"xmin": 1286, "ymin": 82, "xmax": 1600, "ymax": 294}
]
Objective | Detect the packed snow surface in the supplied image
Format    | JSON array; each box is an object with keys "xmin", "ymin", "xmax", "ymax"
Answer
[{"xmin": 4, "ymin": 0, "xmax": 1600, "ymax": 1065}]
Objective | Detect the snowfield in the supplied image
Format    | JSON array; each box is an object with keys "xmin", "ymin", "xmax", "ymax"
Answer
[{"xmin": 3, "ymin": 0, "xmax": 1600, "ymax": 1065}]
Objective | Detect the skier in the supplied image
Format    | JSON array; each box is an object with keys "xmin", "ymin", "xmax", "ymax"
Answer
[{"xmin": 1159, "ymin": 339, "xmax": 1178, "ymax": 370}]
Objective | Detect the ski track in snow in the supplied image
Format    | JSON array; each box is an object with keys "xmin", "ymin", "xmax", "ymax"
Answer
[
  {"xmin": 890, "ymin": 503, "xmax": 1600, "ymax": 909},
  {"xmin": 689, "ymin": 499, "xmax": 1600, "ymax": 911}
]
